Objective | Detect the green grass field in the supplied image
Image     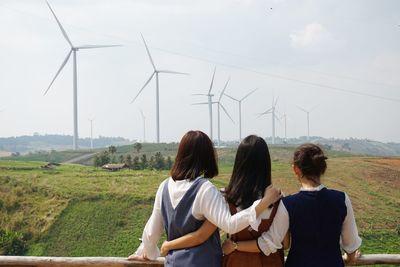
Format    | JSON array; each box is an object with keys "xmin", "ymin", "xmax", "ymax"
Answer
[{"xmin": 0, "ymin": 145, "xmax": 399, "ymax": 262}]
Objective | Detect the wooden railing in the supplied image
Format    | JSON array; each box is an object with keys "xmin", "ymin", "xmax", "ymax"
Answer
[{"xmin": 0, "ymin": 255, "xmax": 400, "ymax": 266}]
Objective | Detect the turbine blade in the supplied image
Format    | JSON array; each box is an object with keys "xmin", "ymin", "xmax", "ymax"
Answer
[
  {"xmin": 309, "ymin": 105, "xmax": 318, "ymax": 112},
  {"xmin": 192, "ymin": 102, "xmax": 209, "ymax": 105},
  {"xmin": 241, "ymin": 88, "xmax": 258, "ymax": 101},
  {"xmin": 140, "ymin": 33, "xmax": 156, "ymax": 71},
  {"xmin": 46, "ymin": 1, "xmax": 73, "ymax": 47},
  {"xmin": 274, "ymin": 96, "xmax": 279, "ymax": 107},
  {"xmin": 139, "ymin": 108, "xmax": 145, "ymax": 119},
  {"xmin": 208, "ymin": 67, "xmax": 216, "ymax": 94},
  {"xmin": 257, "ymin": 108, "xmax": 273, "ymax": 117},
  {"xmin": 158, "ymin": 70, "xmax": 189, "ymax": 75},
  {"xmin": 76, "ymin": 44, "xmax": 122, "ymax": 49},
  {"xmin": 297, "ymin": 106, "xmax": 308, "ymax": 113},
  {"xmin": 224, "ymin": 93, "xmax": 239, "ymax": 102},
  {"xmin": 220, "ymin": 103, "xmax": 235, "ymax": 124},
  {"xmin": 192, "ymin": 93, "xmax": 208, "ymax": 96},
  {"xmin": 219, "ymin": 77, "xmax": 230, "ymax": 101},
  {"xmin": 131, "ymin": 72, "xmax": 155, "ymax": 103},
  {"xmin": 44, "ymin": 50, "xmax": 72, "ymax": 96}
]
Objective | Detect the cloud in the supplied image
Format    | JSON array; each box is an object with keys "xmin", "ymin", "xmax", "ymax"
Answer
[{"xmin": 289, "ymin": 23, "xmax": 336, "ymax": 49}]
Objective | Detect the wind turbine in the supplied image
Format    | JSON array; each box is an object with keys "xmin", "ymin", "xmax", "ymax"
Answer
[
  {"xmin": 131, "ymin": 34, "xmax": 188, "ymax": 143},
  {"xmin": 224, "ymin": 88, "xmax": 257, "ymax": 141},
  {"xmin": 215, "ymin": 78, "xmax": 234, "ymax": 147},
  {"xmin": 44, "ymin": 1, "xmax": 120, "ymax": 150},
  {"xmin": 139, "ymin": 108, "xmax": 146, "ymax": 143},
  {"xmin": 297, "ymin": 106, "xmax": 316, "ymax": 141},
  {"xmin": 192, "ymin": 67, "xmax": 217, "ymax": 141},
  {"xmin": 258, "ymin": 96, "xmax": 279, "ymax": 144},
  {"xmin": 281, "ymin": 112, "xmax": 288, "ymax": 143},
  {"xmin": 88, "ymin": 118, "xmax": 94, "ymax": 150}
]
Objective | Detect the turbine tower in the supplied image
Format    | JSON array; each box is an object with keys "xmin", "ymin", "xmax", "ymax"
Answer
[
  {"xmin": 215, "ymin": 78, "xmax": 234, "ymax": 147},
  {"xmin": 192, "ymin": 68, "xmax": 217, "ymax": 141},
  {"xmin": 44, "ymin": 1, "xmax": 120, "ymax": 150},
  {"xmin": 297, "ymin": 106, "xmax": 316, "ymax": 141},
  {"xmin": 89, "ymin": 118, "xmax": 94, "ymax": 150},
  {"xmin": 258, "ymin": 96, "xmax": 279, "ymax": 144},
  {"xmin": 131, "ymin": 34, "xmax": 188, "ymax": 143},
  {"xmin": 224, "ymin": 88, "xmax": 257, "ymax": 141},
  {"xmin": 139, "ymin": 108, "xmax": 146, "ymax": 143},
  {"xmin": 281, "ymin": 113, "xmax": 287, "ymax": 143}
]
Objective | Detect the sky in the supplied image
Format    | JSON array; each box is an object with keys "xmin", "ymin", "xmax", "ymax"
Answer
[{"xmin": 0, "ymin": 0, "xmax": 399, "ymax": 144}]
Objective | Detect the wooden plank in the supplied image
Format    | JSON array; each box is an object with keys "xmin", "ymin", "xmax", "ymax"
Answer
[{"xmin": 0, "ymin": 254, "xmax": 399, "ymax": 266}]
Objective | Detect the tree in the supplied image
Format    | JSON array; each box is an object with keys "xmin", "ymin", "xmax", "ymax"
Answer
[
  {"xmin": 125, "ymin": 154, "xmax": 133, "ymax": 168},
  {"xmin": 119, "ymin": 155, "xmax": 125, "ymax": 163},
  {"xmin": 154, "ymin": 152, "xmax": 165, "ymax": 170},
  {"xmin": 148, "ymin": 156, "xmax": 155, "ymax": 170},
  {"xmin": 108, "ymin": 145, "xmax": 117, "ymax": 154},
  {"xmin": 133, "ymin": 142, "xmax": 142, "ymax": 153},
  {"xmin": 166, "ymin": 156, "xmax": 173, "ymax": 169},
  {"xmin": 140, "ymin": 154, "xmax": 148, "ymax": 169},
  {"xmin": 94, "ymin": 151, "xmax": 110, "ymax": 167},
  {"xmin": 132, "ymin": 156, "xmax": 140, "ymax": 170}
]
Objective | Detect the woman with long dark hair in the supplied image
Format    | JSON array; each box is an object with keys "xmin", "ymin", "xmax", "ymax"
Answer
[
  {"xmin": 160, "ymin": 135, "xmax": 285, "ymax": 267},
  {"xmin": 128, "ymin": 131, "xmax": 281, "ymax": 267}
]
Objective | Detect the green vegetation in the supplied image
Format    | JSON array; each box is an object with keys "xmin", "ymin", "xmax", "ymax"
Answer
[{"xmin": 0, "ymin": 145, "xmax": 399, "ymax": 260}]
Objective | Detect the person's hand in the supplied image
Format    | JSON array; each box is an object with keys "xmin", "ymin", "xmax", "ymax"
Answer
[
  {"xmin": 343, "ymin": 250, "xmax": 361, "ymax": 264},
  {"xmin": 160, "ymin": 241, "xmax": 170, "ymax": 256},
  {"xmin": 127, "ymin": 254, "xmax": 149, "ymax": 261},
  {"xmin": 263, "ymin": 185, "xmax": 282, "ymax": 206},
  {"xmin": 222, "ymin": 239, "xmax": 236, "ymax": 255}
]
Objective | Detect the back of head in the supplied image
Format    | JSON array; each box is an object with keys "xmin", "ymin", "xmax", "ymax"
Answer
[
  {"xmin": 293, "ymin": 143, "xmax": 328, "ymax": 179},
  {"xmin": 170, "ymin": 130, "xmax": 218, "ymax": 181},
  {"xmin": 226, "ymin": 135, "xmax": 272, "ymax": 209}
]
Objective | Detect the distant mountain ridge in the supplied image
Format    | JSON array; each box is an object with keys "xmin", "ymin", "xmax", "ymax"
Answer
[
  {"xmin": 0, "ymin": 134, "xmax": 131, "ymax": 153},
  {"xmin": 263, "ymin": 136, "xmax": 400, "ymax": 157}
]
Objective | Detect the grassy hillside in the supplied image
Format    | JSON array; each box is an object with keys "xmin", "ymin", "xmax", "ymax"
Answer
[{"xmin": 0, "ymin": 146, "xmax": 399, "ymax": 260}]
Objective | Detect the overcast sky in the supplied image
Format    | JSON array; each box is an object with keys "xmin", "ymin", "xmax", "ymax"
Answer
[{"xmin": 0, "ymin": 0, "xmax": 399, "ymax": 143}]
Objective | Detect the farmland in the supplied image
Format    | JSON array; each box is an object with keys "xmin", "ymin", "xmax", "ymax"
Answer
[{"xmin": 0, "ymin": 144, "xmax": 399, "ymax": 259}]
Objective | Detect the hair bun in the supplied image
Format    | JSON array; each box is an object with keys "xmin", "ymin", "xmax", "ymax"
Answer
[{"xmin": 312, "ymin": 154, "xmax": 328, "ymax": 161}]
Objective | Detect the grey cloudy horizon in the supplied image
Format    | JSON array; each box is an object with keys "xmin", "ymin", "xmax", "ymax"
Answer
[{"xmin": 0, "ymin": 0, "xmax": 399, "ymax": 143}]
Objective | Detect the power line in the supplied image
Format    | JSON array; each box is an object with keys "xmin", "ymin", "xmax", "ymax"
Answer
[{"xmin": 1, "ymin": 2, "xmax": 400, "ymax": 103}]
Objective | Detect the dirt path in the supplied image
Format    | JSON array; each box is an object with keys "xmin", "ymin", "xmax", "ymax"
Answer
[{"xmin": 63, "ymin": 152, "xmax": 98, "ymax": 164}]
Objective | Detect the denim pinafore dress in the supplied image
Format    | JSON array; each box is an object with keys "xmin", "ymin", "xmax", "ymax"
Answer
[{"xmin": 161, "ymin": 177, "xmax": 222, "ymax": 267}]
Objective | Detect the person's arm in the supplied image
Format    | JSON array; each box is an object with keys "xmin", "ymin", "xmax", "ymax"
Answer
[
  {"xmin": 256, "ymin": 201, "xmax": 289, "ymax": 256},
  {"xmin": 222, "ymin": 239, "xmax": 259, "ymax": 255},
  {"xmin": 128, "ymin": 180, "xmax": 166, "ymax": 261},
  {"xmin": 341, "ymin": 193, "xmax": 362, "ymax": 263},
  {"xmin": 282, "ymin": 231, "xmax": 290, "ymax": 250},
  {"xmin": 195, "ymin": 183, "xmax": 281, "ymax": 235},
  {"xmin": 160, "ymin": 220, "xmax": 217, "ymax": 256},
  {"xmin": 223, "ymin": 230, "xmax": 290, "ymax": 255}
]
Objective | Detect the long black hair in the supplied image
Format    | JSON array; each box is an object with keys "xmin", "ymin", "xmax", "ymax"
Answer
[{"xmin": 225, "ymin": 135, "xmax": 272, "ymax": 209}]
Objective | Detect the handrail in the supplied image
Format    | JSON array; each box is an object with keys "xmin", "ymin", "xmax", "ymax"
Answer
[{"xmin": 0, "ymin": 254, "xmax": 400, "ymax": 266}]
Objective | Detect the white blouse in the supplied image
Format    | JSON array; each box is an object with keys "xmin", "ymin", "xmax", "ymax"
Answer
[
  {"xmin": 257, "ymin": 185, "xmax": 362, "ymax": 255},
  {"xmin": 134, "ymin": 176, "xmax": 268, "ymax": 260}
]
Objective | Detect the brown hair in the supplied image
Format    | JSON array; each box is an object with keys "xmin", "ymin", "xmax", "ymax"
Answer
[
  {"xmin": 170, "ymin": 130, "xmax": 218, "ymax": 181},
  {"xmin": 293, "ymin": 143, "xmax": 328, "ymax": 181}
]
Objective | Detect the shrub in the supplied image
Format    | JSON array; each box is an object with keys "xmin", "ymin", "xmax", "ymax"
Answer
[{"xmin": 0, "ymin": 229, "xmax": 27, "ymax": 255}]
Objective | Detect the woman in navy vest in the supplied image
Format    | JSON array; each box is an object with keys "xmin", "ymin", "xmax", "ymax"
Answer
[
  {"xmin": 230, "ymin": 143, "xmax": 362, "ymax": 267},
  {"xmin": 128, "ymin": 131, "xmax": 281, "ymax": 267}
]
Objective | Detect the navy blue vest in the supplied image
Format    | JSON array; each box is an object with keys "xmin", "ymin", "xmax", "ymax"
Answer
[
  {"xmin": 282, "ymin": 188, "xmax": 347, "ymax": 267},
  {"xmin": 161, "ymin": 177, "xmax": 222, "ymax": 267}
]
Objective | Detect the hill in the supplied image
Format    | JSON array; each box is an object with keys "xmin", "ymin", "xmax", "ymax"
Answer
[
  {"xmin": 0, "ymin": 134, "xmax": 131, "ymax": 153},
  {"xmin": 0, "ymin": 146, "xmax": 399, "ymax": 258}
]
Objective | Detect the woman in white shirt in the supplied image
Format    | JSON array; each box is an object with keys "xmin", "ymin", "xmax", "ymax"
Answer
[{"xmin": 128, "ymin": 130, "xmax": 281, "ymax": 266}]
